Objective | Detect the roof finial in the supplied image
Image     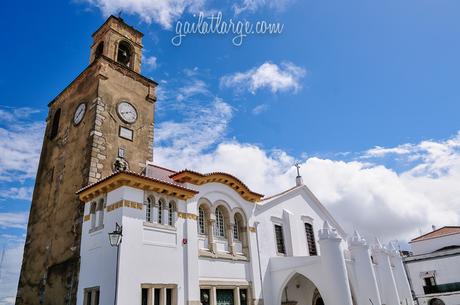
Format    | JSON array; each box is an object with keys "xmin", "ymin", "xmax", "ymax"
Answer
[{"xmin": 294, "ymin": 161, "xmax": 303, "ymax": 186}]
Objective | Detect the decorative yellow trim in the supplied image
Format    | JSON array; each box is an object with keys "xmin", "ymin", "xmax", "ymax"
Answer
[
  {"xmin": 248, "ymin": 226, "xmax": 257, "ymax": 233},
  {"xmin": 83, "ymin": 215, "xmax": 91, "ymax": 222},
  {"xmin": 171, "ymin": 171, "xmax": 263, "ymax": 203},
  {"xmin": 177, "ymin": 212, "xmax": 198, "ymax": 220},
  {"xmin": 107, "ymin": 200, "xmax": 143, "ymax": 212},
  {"xmin": 78, "ymin": 172, "xmax": 198, "ymax": 202}
]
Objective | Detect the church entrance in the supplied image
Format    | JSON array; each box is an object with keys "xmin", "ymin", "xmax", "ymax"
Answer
[{"xmin": 281, "ymin": 273, "xmax": 324, "ymax": 305}]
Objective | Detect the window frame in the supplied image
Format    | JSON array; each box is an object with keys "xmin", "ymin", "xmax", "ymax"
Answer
[
  {"xmin": 214, "ymin": 207, "xmax": 225, "ymax": 238},
  {"xmin": 198, "ymin": 206, "xmax": 207, "ymax": 235},
  {"xmin": 274, "ymin": 224, "xmax": 286, "ymax": 255},
  {"xmin": 304, "ymin": 222, "xmax": 317, "ymax": 256},
  {"xmin": 83, "ymin": 286, "xmax": 100, "ymax": 305}
]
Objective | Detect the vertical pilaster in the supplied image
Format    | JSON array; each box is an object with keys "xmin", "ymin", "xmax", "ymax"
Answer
[
  {"xmin": 228, "ymin": 223, "xmax": 235, "ymax": 255},
  {"xmin": 234, "ymin": 287, "xmax": 241, "ymax": 305},
  {"xmin": 211, "ymin": 287, "xmax": 217, "ymax": 305},
  {"xmin": 372, "ymin": 239, "xmax": 401, "ymax": 305},
  {"xmin": 318, "ymin": 221, "xmax": 353, "ymax": 305},
  {"xmin": 209, "ymin": 219, "xmax": 216, "ymax": 253},
  {"xmin": 185, "ymin": 200, "xmax": 200, "ymax": 305},
  {"xmin": 349, "ymin": 231, "xmax": 382, "ymax": 305},
  {"xmin": 388, "ymin": 243, "xmax": 414, "ymax": 305}
]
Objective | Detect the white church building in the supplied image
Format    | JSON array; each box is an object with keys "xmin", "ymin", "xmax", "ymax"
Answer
[{"xmin": 75, "ymin": 162, "xmax": 414, "ymax": 305}]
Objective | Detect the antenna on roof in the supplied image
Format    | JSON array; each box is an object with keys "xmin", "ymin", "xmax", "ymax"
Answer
[
  {"xmin": 117, "ymin": 11, "xmax": 123, "ymax": 21},
  {"xmin": 294, "ymin": 161, "xmax": 303, "ymax": 186}
]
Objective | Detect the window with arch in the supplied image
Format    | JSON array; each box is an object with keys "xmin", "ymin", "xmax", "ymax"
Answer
[
  {"xmin": 158, "ymin": 199, "xmax": 165, "ymax": 224},
  {"xmin": 96, "ymin": 198, "xmax": 105, "ymax": 227},
  {"xmin": 146, "ymin": 196, "xmax": 154, "ymax": 223},
  {"xmin": 214, "ymin": 207, "xmax": 225, "ymax": 238},
  {"xmin": 90, "ymin": 202, "xmax": 97, "ymax": 229},
  {"xmin": 198, "ymin": 206, "xmax": 206, "ymax": 235},
  {"xmin": 50, "ymin": 108, "xmax": 61, "ymax": 139},
  {"xmin": 233, "ymin": 214, "xmax": 242, "ymax": 240},
  {"xmin": 168, "ymin": 201, "xmax": 176, "ymax": 226},
  {"xmin": 117, "ymin": 41, "xmax": 132, "ymax": 67}
]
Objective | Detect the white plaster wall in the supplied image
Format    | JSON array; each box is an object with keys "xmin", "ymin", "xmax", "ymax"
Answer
[
  {"xmin": 77, "ymin": 191, "xmax": 124, "ymax": 305},
  {"xmin": 410, "ymin": 233, "xmax": 460, "ymax": 255},
  {"xmin": 405, "ymin": 254, "xmax": 460, "ymax": 296},
  {"xmin": 77, "ymin": 182, "xmax": 406, "ymax": 305}
]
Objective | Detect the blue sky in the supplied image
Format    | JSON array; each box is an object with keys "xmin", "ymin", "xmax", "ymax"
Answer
[{"xmin": 1, "ymin": 0, "xmax": 460, "ymax": 303}]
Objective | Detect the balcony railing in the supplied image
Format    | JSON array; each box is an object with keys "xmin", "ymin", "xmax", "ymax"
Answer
[{"xmin": 424, "ymin": 282, "xmax": 460, "ymax": 294}]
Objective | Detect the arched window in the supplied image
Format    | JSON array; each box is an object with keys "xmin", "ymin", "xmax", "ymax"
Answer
[
  {"xmin": 50, "ymin": 108, "xmax": 61, "ymax": 139},
  {"xmin": 158, "ymin": 199, "xmax": 165, "ymax": 224},
  {"xmin": 233, "ymin": 214, "xmax": 243, "ymax": 240},
  {"xmin": 198, "ymin": 207, "xmax": 206, "ymax": 235},
  {"xmin": 96, "ymin": 199, "xmax": 105, "ymax": 227},
  {"xmin": 90, "ymin": 202, "xmax": 97, "ymax": 229},
  {"xmin": 146, "ymin": 196, "xmax": 154, "ymax": 223},
  {"xmin": 95, "ymin": 41, "xmax": 104, "ymax": 58},
  {"xmin": 168, "ymin": 201, "xmax": 175, "ymax": 226},
  {"xmin": 214, "ymin": 207, "xmax": 225, "ymax": 238},
  {"xmin": 117, "ymin": 41, "xmax": 132, "ymax": 67}
]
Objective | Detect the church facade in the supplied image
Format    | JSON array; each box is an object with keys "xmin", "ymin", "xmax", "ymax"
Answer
[{"xmin": 18, "ymin": 16, "xmax": 413, "ymax": 305}]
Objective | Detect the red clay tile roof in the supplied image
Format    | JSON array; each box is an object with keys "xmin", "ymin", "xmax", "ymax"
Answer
[
  {"xmin": 76, "ymin": 169, "xmax": 196, "ymax": 195},
  {"xmin": 410, "ymin": 226, "xmax": 460, "ymax": 242}
]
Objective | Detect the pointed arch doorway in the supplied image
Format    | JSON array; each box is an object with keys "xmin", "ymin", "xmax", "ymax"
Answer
[{"xmin": 281, "ymin": 273, "xmax": 324, "ymax": 305}]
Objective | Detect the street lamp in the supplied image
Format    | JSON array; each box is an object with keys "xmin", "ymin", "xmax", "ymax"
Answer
[{"xmin": 109, "ymin": 223, "xmax": 122, "ymax": 305}]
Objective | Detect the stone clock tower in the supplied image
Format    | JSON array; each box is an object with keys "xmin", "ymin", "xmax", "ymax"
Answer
[{"xmin": 16, "ymin": 16, "xmax": 157, "ymax": 305}]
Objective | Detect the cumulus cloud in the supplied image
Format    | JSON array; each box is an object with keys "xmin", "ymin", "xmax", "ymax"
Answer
[
  {"xmin": 176, "ymin": 80, "xmax": 210, "ymax": 101},
  {"xmin": 143, "ymin": 55, "xmax": 158, "ymax": 70},
  {"xmin": 0, "ymin": 240, "xmax": 24, "ymax": 305},
  {"xmin": 233, "ymin": 0, "xmax": 293, "ymax": 15},
  {"xmin": 0, "ymin": 187, "xmax": 33, "ymax": 201},
  {"xmin": 155, "ymin": 99, "xmax": 460, "ymax": 243},
  {"xmin": 82, "ymin": 0, "xmax": 207, "ymax": 29},
  {"xmin": 0, "ymin": 108, "xmax": 44, "ymax": 183},
  {"xmin": 220, "ymin": 61, "xmax": 306, "ymax": 94},
  {"xmin": 156, "ymin": 98, "xmax": 233, "ymax": 162},
  {"xmin": 0, "ymin": 212, "xmax": 28, "ymax": 230}
]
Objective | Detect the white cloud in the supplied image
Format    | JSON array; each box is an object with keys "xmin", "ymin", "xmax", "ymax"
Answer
[
  {"xmin": 0, "ymin": 117, "xmax": 44, "ymax": 183},
  {"xmin": 0, "ymin": 241, "xmax": 24, "ymax": 305},
  {"xmin": 176, "ymin": 80, "xmax": 210, "ymax": 101},
  {"xmin": 220, "ymin": 61, "xmax": 306, "ymax": 94},
  {"xmin": 0, "ymin": 187, "xmax": 33, "ymax": 201},
  {"xmin": 155, "ymin": 101, "xmax": 460, "ymax": 243},
  {"xmin": 252, "ymin": 104, "xmax": 269, "ymax": 115},
  {"xmin": 143, "ymin": 55, "xmax": 158, "ymax": 70},
  {"xmin": 155, "ymin": 98, "xmax": 233, "ymax": 163},
  {"xmin": 233, "ymin": 0, "xmax": 293, "ymax": 14},
  {"xmin": 0, "ymin": 212, "xmax": 28, "ymax": 230},
  {"xmin": 82, "ymin": 0, "xmax": 207, "ymax": 29}
]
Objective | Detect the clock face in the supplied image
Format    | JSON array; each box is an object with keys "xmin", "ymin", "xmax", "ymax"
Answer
[
  {"xmin": 73, "ymin": 103, "xmax": 86, "ymax": 125},
  {"xmin": 117, "ymin": 101, "xmax": 137, "ymax": 123}
]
